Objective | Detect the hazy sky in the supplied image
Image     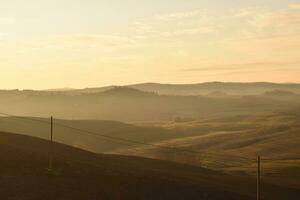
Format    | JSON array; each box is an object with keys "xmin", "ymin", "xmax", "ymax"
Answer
[{"xmin": 1, "ymin": 0, "xmax": 300, "ymax": 89}]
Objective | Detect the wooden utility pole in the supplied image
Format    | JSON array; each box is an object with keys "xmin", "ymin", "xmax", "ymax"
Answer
[
  {"xmin": 49, "ymin": 116, "xmax": 53, "ymax": 170},
  {"xmin": 257, "ymin": 156, "xmax": 261, "ymax": 200}
]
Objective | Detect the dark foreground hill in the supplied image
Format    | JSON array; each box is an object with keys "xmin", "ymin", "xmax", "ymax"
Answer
[{"xmin": 1, "ymin": 132, "xmax": 299, "ymax": 200}]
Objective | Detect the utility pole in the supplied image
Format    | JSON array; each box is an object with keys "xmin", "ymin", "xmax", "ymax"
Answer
[
  {"xmin": 49, "ymin": 116, "xmax": 53, "ymax": 170},
  {"xmin": 257, "ymin": 156, "xmax": 261, "ymax": 200}
]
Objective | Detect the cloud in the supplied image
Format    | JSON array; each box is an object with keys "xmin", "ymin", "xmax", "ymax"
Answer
[
  {"xmin": 133, "ymin": 6, "xmax": 300, "ymax": 42},
  {"xmin": 174, "ymin": 27, "xmax": 215, "ymax": 35},
  {"xmin": 226, "ymin": 8, "xmax": 262, "ymax": 19},
  {"xmin": 248, "ymin": 9, "xmax": 300, "ymax": 28},
  {"xmin": 220, "ymin": 6, "xmax": 300, "ymax": 31},
  {"xmin": 0, "ymin": 33, "xmax": 6, "ymax": 41},
  {"xmin": 45, "ymin": 34, "xmax": 136, "ymax": 49},
  {"xmin": 222, "ymin": 6, "xmax": 300, "ymax": 43},
  {"xmin": 232, "ymin": 32, "xmax": 300, "ymax": 41},
  {"xmin": 184, "ymin": 61, "xmax": 300, "ymax": 72},
  {"xmin": 6, "ymin": 6, "xmax": 300, "ymax": 65},
  {"xmin": 7, "ymin": 33, "xmax": 138, "ymax": 54},
  {"xmin": 154, "ymin": 10, "xmax": 206, "ymax": 21},
  {"xmin": 0, "ymin": 17, "xmax": 16, "ymax": 25},
  {"xmin": 131, "ymin": 9, "xmax": 213, "ymax": 39},
  {"xmin": 155, "ymin": 26, "xmax": 216, "ymax": 38},
  {"xmin": 289, "ymin": 3, "xmax": 300, "ymax": 10}
]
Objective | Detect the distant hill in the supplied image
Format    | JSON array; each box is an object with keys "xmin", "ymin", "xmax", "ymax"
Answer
[
  {"xmin": 100, "ymin": 86, "xmax": 156, "ymax": 96},
  {"xmin": 37, "ymin": 82, "xmax": 300, "ymax": 96},
  {"xmin": 1, "ymin": 85, "xmax": 300, "ymax": 121},
  {"xmin": 264, "ymin": 90, "xmax": 297, "ymax": 96},
  {"xmin": 129, "ymin": 82, "xmax": 300, "ymax": 96},
  {"xmin": 43, "ymin": 88, "xmax": 75, "ymax": 91},
  {"xmin": 206, "ymin": 91, "xmax": 228, "ymax": 97},
  {"xmin": 263, "ymin": 90, "xmax": 300, "ymax": 103}
]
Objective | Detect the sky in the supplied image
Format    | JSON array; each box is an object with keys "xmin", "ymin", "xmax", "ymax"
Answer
[{"xmin": 1, "ymin": 0, "xmax": 300, "ymax": 89}]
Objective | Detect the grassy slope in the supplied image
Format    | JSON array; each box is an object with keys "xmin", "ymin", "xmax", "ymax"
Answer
[
  {"xmin": 1, "ymin": 112, "xmax": 299, "ymax": 186},
  {"xmin": 0, "ymin": 131, "xmax": 251, "ymax": 200},
  {"xmin": 1, "ymin": 131, "xmax": 300, "ymax": 200},
  {"xmin": 0, "ymin": 117, "xmax": 199, "ymax": 153},
  {"xmin": 121, "ymin": 112, "xmax": 300, "ymax": 189}
]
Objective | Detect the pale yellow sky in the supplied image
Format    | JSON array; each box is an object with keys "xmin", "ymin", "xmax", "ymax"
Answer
[{"xmin": 0, "ymin": 0, "xmax": 300, "ymax": 89}]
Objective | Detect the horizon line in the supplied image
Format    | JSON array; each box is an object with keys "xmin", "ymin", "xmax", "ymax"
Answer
[{"xmin": 1, "ymin": 81, "xmax": 300, "ymax": 91}]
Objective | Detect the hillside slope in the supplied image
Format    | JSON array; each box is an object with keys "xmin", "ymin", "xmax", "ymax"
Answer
[
  {"xmin": 1, "ymin": 131, "xmax": 299, "ymax": 200},
  {"xmin": 0, "ymin": 117, "xmax": 195, "ymax": 153},
  {"xmin": 120, "ymin": 112, "xmax": 300, "ymax": 189}
]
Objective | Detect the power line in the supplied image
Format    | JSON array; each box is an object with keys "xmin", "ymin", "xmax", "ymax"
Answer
[
  {"xmin": 54, "ymin": 121, "xmax": 254, "ymax": 162},
  {"xmin": 0, "ymin": 112, "xmax": 51, "ymax": 125},
  {"xmin": 0, "ymin": 111, "xmax": 255, "ymax": 162}
]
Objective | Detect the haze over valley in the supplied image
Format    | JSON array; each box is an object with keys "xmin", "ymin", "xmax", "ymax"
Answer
[
  {"xmin": 1, "ymin": 0, "xmax": 300, "ymax": 199},
  {"xmin": 1, "ymin": 82, "xmax": 300, "ymax": 195}
]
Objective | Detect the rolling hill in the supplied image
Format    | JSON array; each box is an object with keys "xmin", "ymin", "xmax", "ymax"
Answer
[
  {"xmin": 129, "ymin": 82, "xmax": 300, "ymax": 95},
  {"xmin": 1, "ymin": 131, "xmax": 299, "ymax": 200},
  {"xmin": 1, "ymin": 86, "xmax": 299, "ymax": 122},
  {"xmin": 118, "ymin": 111, "xmax": 300, "ymax": 189},
  {"xmin": 1, "ymin": 111, "xmax": 299, "ymax": 191},
  {"xmin": 43, "ymin": 82, "xmax": 300, "ymax": 96},
  {"xmin": 1, "ymin": 82, "xmax": 299, "ymax": 198},
  {"xmin": 0, "ymin": 116, "xmax": 189, "ymax": 153}
]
